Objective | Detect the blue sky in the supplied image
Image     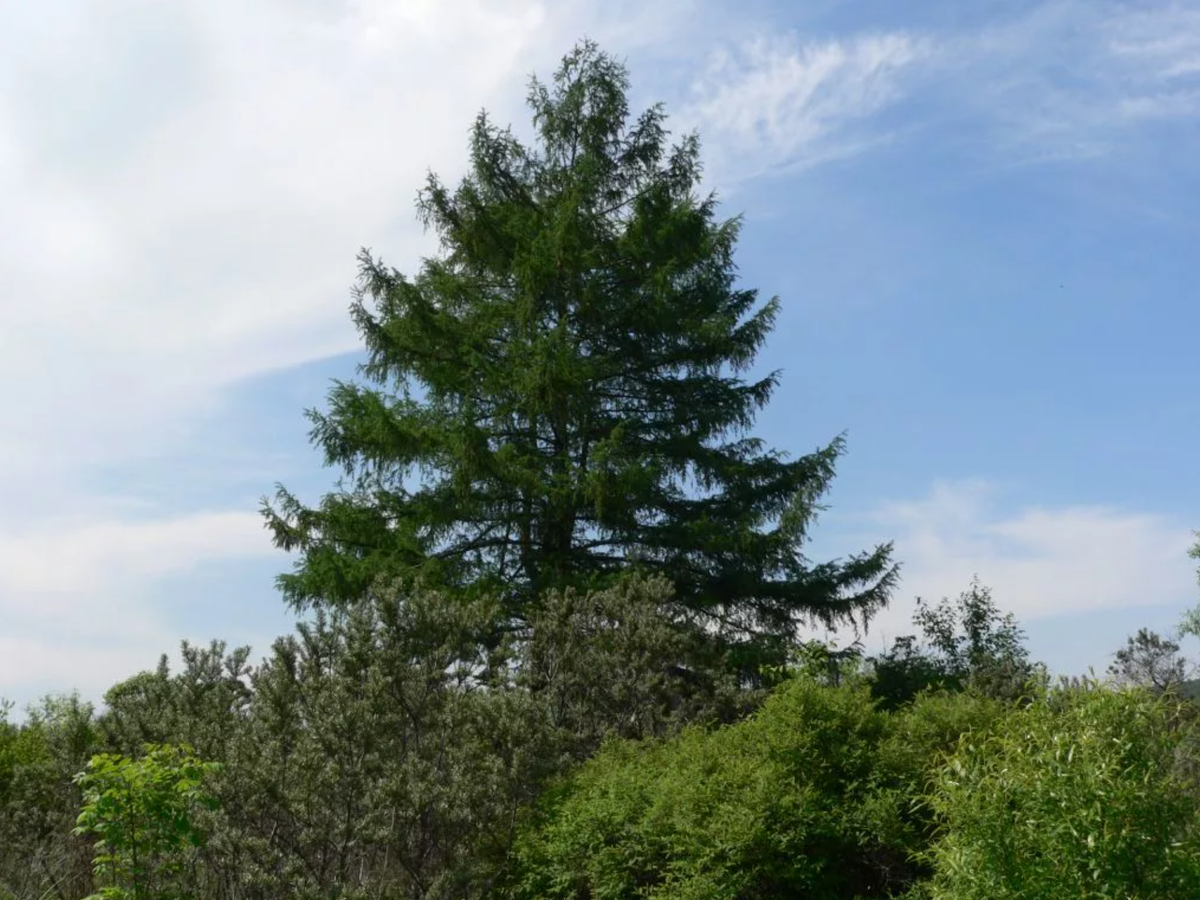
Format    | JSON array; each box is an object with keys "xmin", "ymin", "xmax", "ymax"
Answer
[{"xmin": 2, "ymin": 0, "xmax": 1199, "ymax": 710}]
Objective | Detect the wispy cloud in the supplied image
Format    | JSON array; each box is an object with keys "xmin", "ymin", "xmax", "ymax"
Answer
[
  {"xmin": 680, "ymin": 31, "xmax": 933, "ymax": 183},
  {"xmin": 0, "ymin": 511, "xmax": 271, "ymax": 604},
  {"xmin": 833, "ymin": 480, "xmax": 1197, "ymax": 645},
  {"xmin": 0, "ymin": 509, "xmax": 277, "ymax": 707},
  {"xmin": 1, "ymin": 1, "xmax": 543, "ymax": 497},
  {"xmin": 1107, "ymin": 3, "xmax": 1200, "ymax": 80},
  {"xmin": 671, "ymin": 2, "xmax": 1200, "ymax": 180},
  {"xmin": 941, "ymin": 1, "xmax": 1200, "ymax": 162},
  {"xmin": 0, "ymin": 0, "xmax": 711, "ymax": 506}
]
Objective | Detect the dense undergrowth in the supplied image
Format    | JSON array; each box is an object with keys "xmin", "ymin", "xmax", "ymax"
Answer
[{"xmin": 6, "ymin": 629, "xmax": 1200, "ymax": 899}]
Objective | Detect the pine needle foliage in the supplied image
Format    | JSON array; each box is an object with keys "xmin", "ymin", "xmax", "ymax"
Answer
[{"xmin": 263, "ymin": 40, "xmax": 896, "ymax": 669}]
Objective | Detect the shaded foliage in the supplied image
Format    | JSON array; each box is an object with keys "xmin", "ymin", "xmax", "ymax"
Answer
[
  {"xmin": 100, "ymin": 643, "xmax": 252, "ymax": 762},
  {"xmin": 139, "ymin": 576, "xmax": 716, "ymax": 900},
  {"xmin": 200, "ymin": 583, "xmax": 544, "ymax": 900},
  {"xmin": 0, "ymin": 695, "xmax": 97, "ymax": 900},
  {"xmin": 522, "ymin": 575, "xmax": 750, "ymax": 760},
  {"xmin": 1108, "ymin": 627, "xmax": 1191, "ymax": 694},
  {"xmin": 1, "ymin": 576, "xmax": 748, "ymax": 900},
  {"xmin": 869, "ymin": 577, "xmax": 1034, "ymax": 709}
]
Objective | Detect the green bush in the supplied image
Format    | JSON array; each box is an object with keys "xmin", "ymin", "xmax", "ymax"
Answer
[
  {"xmin": 73, "ymin": 744, "xmax": 220, "ymax": 900},
  {"xmin": 505, "ymin": 677, "xmax": 1002, "ymax": 900},
  {"xmin": 918, "ymin": 683, "xmax": 1200, "ymax": 899},
  {"xmin": 0, "ymin": 695, "xmax": 98, "ymax": 899}
]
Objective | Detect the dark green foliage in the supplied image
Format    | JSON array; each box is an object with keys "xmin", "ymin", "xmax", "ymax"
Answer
[
  {"xmin": 503, "ymin": 676, "xmax": 1004, "ymax": 900},
  {"xmin": 0, "ymin": 695, "xmax": 98, "ymax": 900},
  {"xmin": 11, "ymin": 630, "xmax": 1200, "ymax": 900},
  {"xmin": 868, "ymin": 634, "xmax": 950, "ymax": 711},
  {"xmin": 869, "ymin": 577, "xmax": 1034, "ymax": 709},
  {"xmin": 0, "ymin": 704, "xmax": 61, "ymax": 899},
  {"xmin": 522, "ymin": 575, "xmax": 749, "ymax": 760},
  {"xmin": 98, "ymin": 664, "xmax": 176, "ymax": 753},
  {"xmin": 1108, "ymin": 627, "xmax": 1191, "ymax": 694},
  {"xmin": 100, "ymin": 642, "xmax": 252, "ymax": 761},
  {"xmin": 919, "ymin": 682, "xmax": 1200, "ymax": 899},
  {"xmin": 199, "ymin": 583, "xmax": 550, "ymax": 900},
  {"xmin": 73, "ymin": 745, "xmax": 220, "ymax": 900},
  {"xmin": 192, "ymin": 576, "xmax": 737, "ymax": 900},
  {"xmin": 262, "ymin": 40, "xmax": 896, "ymax": 673},
  {"xmin": 0, "ymin": 577, "xmax": 758, "ymax": 900}
]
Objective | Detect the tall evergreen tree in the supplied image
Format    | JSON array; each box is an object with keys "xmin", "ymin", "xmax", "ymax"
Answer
[{"xmin": 263, "ymin": 41, "xmax": 896, "ymax": 662}]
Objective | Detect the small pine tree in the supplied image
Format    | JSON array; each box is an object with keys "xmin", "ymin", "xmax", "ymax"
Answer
[{"xmin": 1108, "ymin": 628, "xmax": 1191, "ymax": 694}]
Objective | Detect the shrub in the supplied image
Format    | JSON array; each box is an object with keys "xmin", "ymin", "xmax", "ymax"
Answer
[
  {"xmin": 505, "ymin": 676, "xmax": 992, "ymax": 900},
  {"xmin": 918, "ymin": 683, "xmax": 1200, "ymax": 899},
  {"xmin": 73, "ymin": 744, "xmax": 220, "ymax": 900}
]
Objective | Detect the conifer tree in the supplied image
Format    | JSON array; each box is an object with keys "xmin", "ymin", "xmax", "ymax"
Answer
[{"xmin": 264, "ymin": 41, "xmax": 896, "ymax": 664}]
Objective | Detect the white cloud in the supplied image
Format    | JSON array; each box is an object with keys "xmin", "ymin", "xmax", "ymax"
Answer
[
  {"xmin": 672, "ymin": 2, "xmax": 1200, "ymax": 176},
  {"xmin": 0, "ymin": 511, "xmax": 271, "ymax": 603},
  {"xmin": 940, "ymin": 1, "xmax": 1200, "ymax": 162},
  {"xmin": 0, "ymin": 509, "xmax": 278, "ymax": 708},
  {"xmin": 1108, "ymin": 3, "xmax": 1200, "ymax": 80},
  {"xmin": 0, "ymin": 0, "xmax": 715, "ymax": 508},
  {"xmin": 835, "ymin": 480, "xmax": 1197, "ymax": 647},
  {"xmin": 680, "ymin": 31, "xmax": 932, "ymax": 183}
]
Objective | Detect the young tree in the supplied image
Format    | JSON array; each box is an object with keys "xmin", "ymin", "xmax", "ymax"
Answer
[
  {"xmin": 206, "ymin": 584, "xmax": 550, "ymax": 900},
  {"xmin": 869, "ymin": 577, "xmax": 1034, "ymax": 708},
  {"xmin": 99, "ymin": 642, "xmax": 251, "ymax": 762},
  {"xmin": 73, "ymin": 744, "xmax": 220, "ymax": 900},
  {"xmin": 262, "ymin": 41, "xmax": 896, "ymax": 669}
]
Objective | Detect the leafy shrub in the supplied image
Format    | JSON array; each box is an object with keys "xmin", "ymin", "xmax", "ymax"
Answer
[
  {"xmin": 73, "ymin": 744, "xmax": 220, "ymax": 900},
  {"xmin": 918, "ymin": 683, "xmax": 1200, "ymax": 899},
  {"xmin": 505, "ymin": 676, "xmax": 1000, "ymax": 900}
]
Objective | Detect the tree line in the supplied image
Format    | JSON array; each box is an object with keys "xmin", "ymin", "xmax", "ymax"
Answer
[{"xmin": 3, "ymin": 40, "xmax": 1200, "ymax": 900}]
